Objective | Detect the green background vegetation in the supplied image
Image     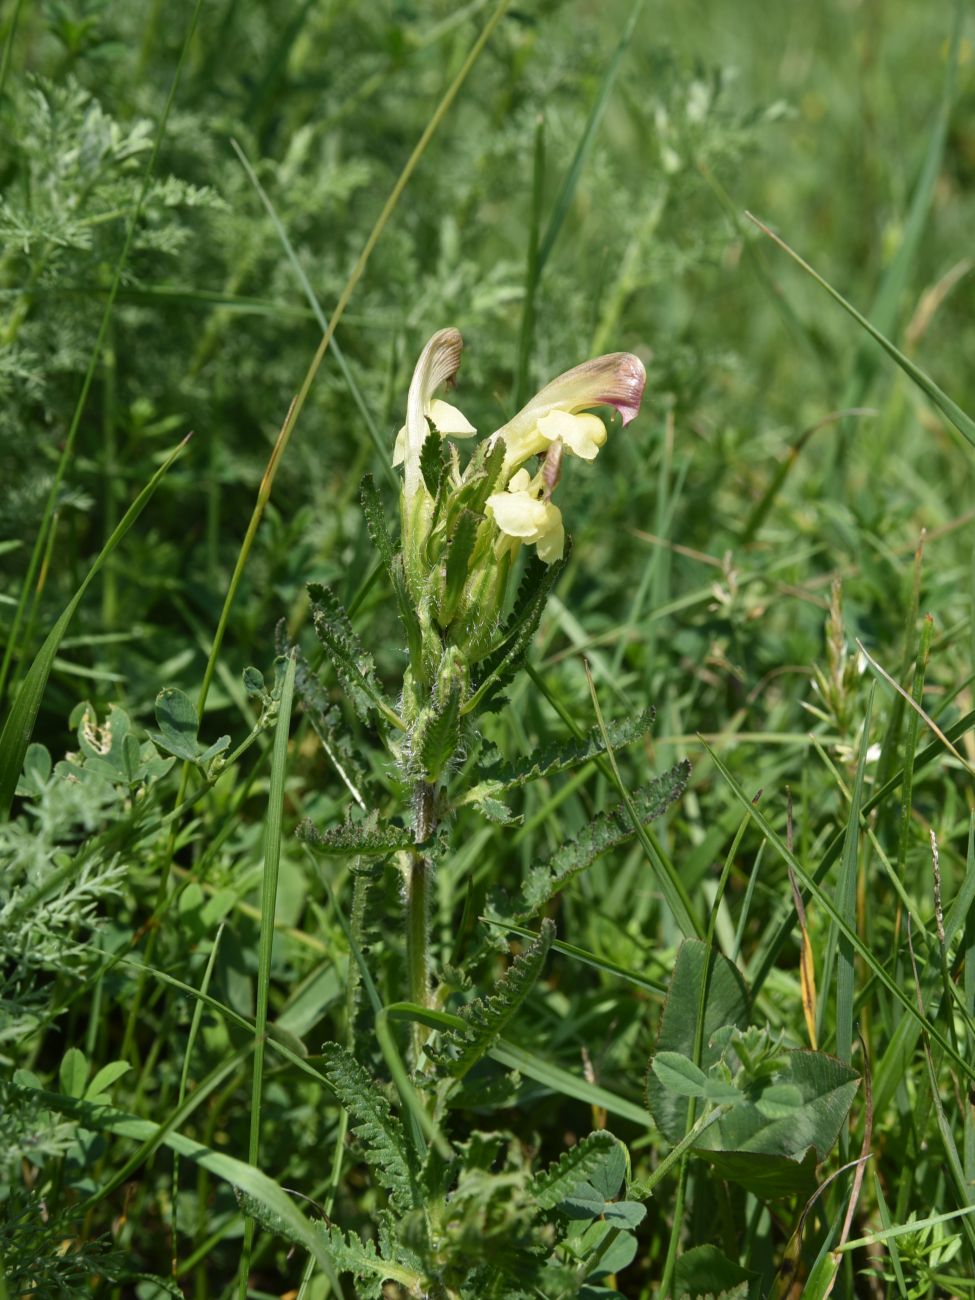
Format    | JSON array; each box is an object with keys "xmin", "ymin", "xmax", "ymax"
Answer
[{"xmin": 3, "ymin": 0, "xmax": 975, "ymax": 1295}]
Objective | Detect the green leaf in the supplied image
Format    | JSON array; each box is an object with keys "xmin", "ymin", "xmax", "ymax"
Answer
[
  {"xmin": 197, "ymin": 734, "xmax": 232, "ymax": 766},
  {"xmin": 675, "ymin": 1244, "xmax": 762, "ymax": 1300},
  {"xmin": 646, "ymin": 939, "xmax": 749, "ymax": 1144},
  {"xmin": 651, "ymin": 1051, "xmax": 742, "ymax": 1104},
  {"xmin": 452, "ymin": 436, "xmax": 506, "ymax": 518},
  {"xmin": 516, "ymin": 760, "xmax": 690, "ymax": 917},
  {"xmin": 649, "ymin": 945, "xmax": 859, "ymax": 1197},
  {"xmin": 308, "ymin": 582, "xmax": 402, "ymax": 731},
  {"xmin": 150, "ymin": 686, "xmax": 201, "ymax": 761},
  {"xmin": 698, "ymin": 1049, "xmax": 858, "ymax": 1197},
  {"xmin": 15, "ymin": 742, "xmax": 52, "ymax": 796},
  {"xmin": 59, "ymin": 1047, "xmax": 88, "ymax": 1099},
  {"xmin": 440, "ymin": 508, "xmax": 481, "ymax": 626},
  {"xmin": 415, "ymin": 681, "xmax": 463, "ymax": 783},
  {"xmin": 321, "ymin": 1043, "xmax": 420, "ymax": 1213},
  {"xmin": 651, "ymin": 1050, "xmax": 709, "ymax": 1097},
  {"xmin": 297, "ymin": 813, "xmax": 413, "ymax": 857},
  {"xmin": 290, "ymin": 646, "xmax": 370, "ymax": 799},
  {"xmin": 468, "ymin": 793, "xmax": 521, "ymax": 825},
  {"xmin": 242, "ymin": 666, "xmax": 265, "ymax": 697},
  {"xmin": 463, "ymin": 706, "xmax": 655, "ymax": 802},
  {"xmin": 556, "ymin": 1138, "xmax": 642, "ymax": 1227},
  {"xmin": 529, "ymin": 1129, "xmax": 620, "ymax": 1211},
  {"xmin": 431, "ymin": 919, "xmax": 555, "ymax": 1078},
  {"xmin": 557, "ymin": 1135, "xmax": 646, "ymax": 1229},
  {"xmin": 316, "ymin": 1223, "xmax": 401, "ymax": 1297},
  {"xmin": 85, "ymin": 1061, "xmax": 131, "ymax": 1101},
  {"xmin": 464, "ymin": 546, "xmax": 571, "ymax": 715},
  {"xmin": 419, "ymin": 424, "xmax": 446, "ymax": 498}
]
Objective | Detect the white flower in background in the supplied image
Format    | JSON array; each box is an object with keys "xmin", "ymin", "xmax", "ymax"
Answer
[
  {"xmin": 396, "ymin": 328, "xmax": 476, "ymax": 498},
  {"xmin": 486, "ymin": 466, "xmax": 565, "ymax": 564},
  {"xmin": 490, "ymin": 351, "xmax": 646, "ymax": 475}
]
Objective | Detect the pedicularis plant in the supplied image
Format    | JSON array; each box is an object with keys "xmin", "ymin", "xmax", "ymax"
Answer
[
  {"xmin": 271, "ymin": 330, "xmax": 860, "ymax": 1298},
  {"xmin": 322, "ymin": 328, "xmax": 649, "ymax": 1017}
]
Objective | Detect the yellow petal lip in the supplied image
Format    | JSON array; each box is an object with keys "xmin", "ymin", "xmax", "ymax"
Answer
[
  {"xmin": 392, "ymin": 425, "xmax": 407, "ymax": 466},
  {"xmin": 486, "ymin": 478, "xmax": 565, "ymax": 564},
  {"xmin": 428, "ymin": 398, "xmax": 476, "ymax": 437},
  {"xmin": 486, "ymin": 490, "xmax": 551, "ymax": 539},
  {"xmin": 538, "ymin": 410, "xmax": 606, "ymax": 460},
  {"xmin": 536, "ymin": 518, "xmax": 565, "ymax": 563}
]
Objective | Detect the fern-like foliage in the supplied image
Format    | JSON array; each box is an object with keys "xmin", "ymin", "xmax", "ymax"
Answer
[
  {"xmin": 321, "ymin": 1043, "xmax": 421, "ymax": 1215},
  {"xmin": 528, "ymin": 1129, "xmax": 621, "ymax": 1211},
  {"xmin": 345, "ymin": 862, "xmax": 387, "ymax": 1057},
  {"xmin": 296, "ymin": 812, "xmax": 413, "ymax": 856},
  {"xmin": 308, "ymin": 582, "xmax": 395, "ymax": 729},
  {"xmin": 457, "ymin": 706, "xmax": 656, "ymax": 818},
  {"xmin": 512, "ymin": 760, "xmax": 691, "ymax": 918},
  {"xmin": 431, "ymin": 919, "xmax": 555, "ymax": 1079},
  {"xmin": 286, "ymin": 640, "xmax": 371, "ymax": 799},
  {"xmin": 337, "ymin": 1226, "xmax": 395, "ymax": 1297}
]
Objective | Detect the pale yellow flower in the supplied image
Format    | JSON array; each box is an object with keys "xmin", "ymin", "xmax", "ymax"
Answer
[
  {"xmin": 537, "ymin": 410, "xmax": 607, "ymax": 461},
  {"xmin": 397, "ymin": 329, "xmax": 476, "ymax": 497},
  {"xmin": 491, "ymin": 352, "xmax": 646, "ymax": 475},
  {"xmin": 392, "ymin": 399, "xmax": 476, "ymax": 468},
  {"xmin": 486, "ymin": 467, "xmax": 565, "ymax": 565}
]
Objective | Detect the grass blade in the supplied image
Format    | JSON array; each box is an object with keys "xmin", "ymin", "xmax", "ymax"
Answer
[
  {"xmin": 585, "ymin": 661, "xmax": 702, "ymax": 939},
  {"xmin": 832, "ymin": 684, "xmax": 874, "ymax": 1069},
  {"xmin": 516, "ymin": 0, "xmax": 644, "ymax": 395},
  {"xmin": 839, "ymin": 0, "xmax": 963, "ymax": 413},
  {"xmin": 745, "ymin": 211, "xmax": 975, "ymax": 451},
  {"xmin": 0, "ymin": 434, "xmax": 190, "ymax": 818},
  {"xmin": 229, "ymin": 138, "xmax": 396, "ymax": 486},
  {"xmin": 238, "ymin": 651, "xmax": 297, "ymax": 1298},
  {"xmin": 536, "ymin": 0, "xmax": 645, "ymax": 276}
]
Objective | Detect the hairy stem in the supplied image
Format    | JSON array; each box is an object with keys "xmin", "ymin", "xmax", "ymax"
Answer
[
  {"xmin": 406, "ymin": 783, "xmax": 437, "ymax": 1059},
  {"xmin": 406, "ymin": 853, "xmax": 432, "ymax": 1059},
  {"xmin": 406, "ymin": 853, "xmax": 431, "ymax": 1006}
]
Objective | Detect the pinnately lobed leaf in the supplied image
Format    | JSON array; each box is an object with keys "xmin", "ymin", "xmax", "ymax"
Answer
[
  {"xmin": 308, "ymin": 581, "xmax": 397, "ymax": 729},
  {"xmin": 514, "ymin": 760, "xmax": 690, "ymax": 917},
  {"xmin": 529, "ymin": 1129, "xmax": 621, "ymax": 1211},
  {"xmin": 296, "ymin": 811, "xmax": 414, "ymax": 856},
  {"xmin": 463, "ymin": 546, "xmax": 571, "ymax": 714},
  {"xmin": 321, "ymin": 1043, "xmax": 421, "ymax": 1214},
  {"xmin": 458, "ymin": 705, "xmax": 656, "ymax": 816},
  {"xmin": 431, "ymin": 918, "xmax": 556, "ymax": 1078}
]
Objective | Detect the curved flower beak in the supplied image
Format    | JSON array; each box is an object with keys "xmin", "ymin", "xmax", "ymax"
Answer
[
  {"xmin": 491, "ymin": 351, "xmax": 646, "ymax": 475},
  {"xmin": 398, "ymin": 328, "xmax": 474, "ymax": 498}
]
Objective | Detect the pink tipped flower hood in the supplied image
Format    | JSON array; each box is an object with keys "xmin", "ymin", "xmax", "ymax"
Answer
[{"xmin": 490, "ymin": 351, "xmax": 647, "ymax": 474}]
